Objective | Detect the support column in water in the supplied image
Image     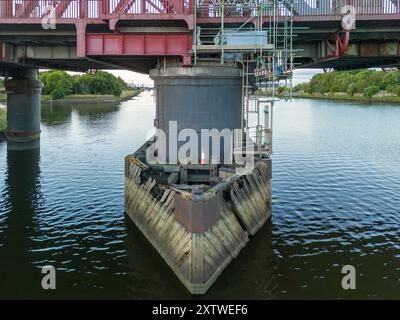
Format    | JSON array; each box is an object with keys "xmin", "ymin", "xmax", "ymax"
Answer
[
  {"xmin": 149, "ymin": 66, "xmax": 242, "ymax": 163},
  {"xmin": 125, "ymin": 65, "xmax": 273, "ymax": 294},
  {"xmin": 5, "ymin": 69, "xmax": 42, "ymax": 147}
]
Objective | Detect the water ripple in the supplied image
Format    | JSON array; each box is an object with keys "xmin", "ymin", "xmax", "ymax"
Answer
[{"xmin": 0, "ymin": 94, "xmax": 400, "ymax": 299}]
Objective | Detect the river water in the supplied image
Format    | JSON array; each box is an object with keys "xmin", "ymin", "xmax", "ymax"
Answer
[{"xmin": 0, "ymin": 91, "xmax": 399, "ymax": 299}]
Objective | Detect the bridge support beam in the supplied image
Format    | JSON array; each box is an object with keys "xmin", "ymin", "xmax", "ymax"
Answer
[
  {"xmin": 149, "ymin": 66, "xmax": 242, "ymax": 163},
  {"xmin": 125, "ymin": 65, "xmax": 272, "ymax": 294},
  {"xmin": 5, "ymin": 69, "xmax": 42, "ymax": 149}
]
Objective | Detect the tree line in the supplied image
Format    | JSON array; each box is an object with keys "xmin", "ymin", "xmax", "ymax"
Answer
[
  {"xmin": 294, "ymin": 69, "xmax": 400, "ymax": 98},
  {"xmin": 39, "ymin": 70, "xmax": 130, "ymax": 100}
]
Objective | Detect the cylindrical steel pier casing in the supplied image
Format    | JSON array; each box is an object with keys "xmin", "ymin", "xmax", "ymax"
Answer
[
  {"xmin": 5, "ymin": 70, "xmax": 42, "ymax": 145},
  {"xmin": 150, "ymin": 66, "xmax": 242, "ymax": 163}
]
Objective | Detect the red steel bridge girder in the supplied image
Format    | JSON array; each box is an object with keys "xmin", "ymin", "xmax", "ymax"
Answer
[
  {"xmin": 0, "ymin": 0, "xmax": 194, "ymax": 19},
  {"xmin": 2, "ymin": 0, "xmax": 400, "ymax": 70},
  {"xmin": 86, "ymin": 33, "xmax": 193, "ymax": 65},
  {"xmin": 324, "ymin": 29, "xmax": 350, "ymax": 59}
]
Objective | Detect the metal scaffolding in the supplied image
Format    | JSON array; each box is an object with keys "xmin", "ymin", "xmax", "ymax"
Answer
[{"xmin": 194, "ymin": 0, "xmax": 295, "ymax": 157}]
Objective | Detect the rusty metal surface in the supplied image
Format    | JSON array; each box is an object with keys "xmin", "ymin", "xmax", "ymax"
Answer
[{"xmin": 174, "ymin": 195, "xmax": 220, "ymax": 233}]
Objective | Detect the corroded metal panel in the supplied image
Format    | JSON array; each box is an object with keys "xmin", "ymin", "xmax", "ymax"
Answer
[
  {"xmin": 360, "ymin": 43, "xmax": 380, "ymax": 57},
  {"xmin": 150, "ymin": 66, "xmax": 242, "ymax": 163},
  {"xmin": 379, "ymin": 42, "xmax": 398, "ymax": 56},
  {"xmin": 85, "ymin": 33, "xmax": 192, "ymax": 58},
  {"xmin": 174, "ymin": 195, "xmax": 220, "ymax": 233}
]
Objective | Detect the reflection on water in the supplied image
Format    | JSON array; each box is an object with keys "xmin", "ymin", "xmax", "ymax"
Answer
[
  {"xmin": 123, "ymin": 216, "xmax": 278, "ymax": 300},
  {"xmin": 0, "ymin": 147, "xmax": 43, "ymax": 298},
  {"xmin": 204, "ymin": 221, "xmax": 279, "ymax": 300},
  {"xmin": 41, "ymin": 103, "xmax": 120, "ymax": 126},
  {"xmin": 0, "ymin": 92, "xmax": 399, "ymax": 299},
  {"xmin": 41, "ymin": 104, "xmax": 72, "ymax": 126}
]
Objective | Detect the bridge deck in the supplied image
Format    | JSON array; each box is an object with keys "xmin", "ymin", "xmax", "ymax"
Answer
[
  {"xmin": 0, "ymin": 0, "xmax": 398, "ymax": 23},
  {"xmin": 1, "ymin": 0, "xmax": 400, "ymax": 73}
]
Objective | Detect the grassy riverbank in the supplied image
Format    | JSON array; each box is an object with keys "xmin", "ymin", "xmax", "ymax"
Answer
[
  {"xmin": 291, "ymin": 92, "xmax": 400, "ymax": 104},
  {"xmin": 0, "ymin": 89, "xmax": 143, "ymax": 138},
  {"xmin": 0, "ymin": 108, "xmax": 6, "ymax": 138},
  {"xmin": 0, "ymin": 89, "xmax": 143, "ymax": 105},
  {"xmin": 292, "ymin": 69, "xmax": 400, "ymax": 104},
  {"xmin": 0, "ymin": 69, "xmax": 143, "ymax": 103},
  {"xmin": 41, "ymin": 88, "xmax": 143, "ymax": 104}
]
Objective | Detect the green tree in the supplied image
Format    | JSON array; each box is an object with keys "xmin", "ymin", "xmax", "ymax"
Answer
[
  {"xmin": 354, "ymin": 79, "xmax": 369, "ymax": 93},
  {"xmin": 40, "ymin": 70, "xmax": 73, "ymax": 99},
  {"xmin": 303, "ymin": 69, "xmax": 400, "ymax": 97},
  {"xmin": 39, "ymin": 70, "xmax": 129, "ymax": 98},
  {"xmin": 347, "ymin": 83, "xmax": 357, "ymax": 96},
  {"xmin": 363, "ymin": 85, "xmax": 379, "ymax": 98},
  {"xmin": 72, "ymin": 71, "xmax": 126, "ymax": 96},
  {"xmin": 386, "ymin": 84, "xmax": 400, "ymax": 96},
  {"xmin": 293, "ymin": 83, "xmax": 307, "ymax": 92},
  {"xmin": 353, "ymin": 69, "xmax": 372, "ymax": 83},
  {"xmin": 382, "ymin": 71, "xmax": 400, "ymax": 89},
  {"xmin": 50, "ymin": 83, "xmax": 68, "ymax": 100},
  {"xmin": 0, "ymin": 108, "xmax": 6, "ymax": 133},
  {"xmin": 308, "ymin": 73, "xmax": 329, "ymax": 94},
  {"xmin": 329, "ymin": 84, "xmax": 341, "ymax": 93},
  {"xmin": 368, "ymin": 71, "xmax": 385, "ymax": 89},
  {"xmin": 277, "ymin": 86, "xmax": 287, "ymax": 95}
]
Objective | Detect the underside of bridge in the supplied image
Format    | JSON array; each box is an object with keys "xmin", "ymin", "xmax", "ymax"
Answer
[
  {"xmin": 2, "ymin": 20, "xmax": 400, "ymax": 74},
  {"xmin": 1, "ymin": 1, "xmax": 400, "ymax": 75}
]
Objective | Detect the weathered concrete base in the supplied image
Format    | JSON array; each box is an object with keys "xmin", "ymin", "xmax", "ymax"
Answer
[{"xmin": 124, "ymin": 151, "xmax": 272, "ymax": 294}]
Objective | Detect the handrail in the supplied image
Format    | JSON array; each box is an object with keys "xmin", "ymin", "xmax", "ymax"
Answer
[
  {"xmin": 197, "ymin": 0, "xmax": 399, "ymax": 18},
  {"xmin": 0, "ymin": 0, "xmax": 193, "ymax": 19},
  {"xmin": 0, "ymin": 0, "xmax": 398, "ymax": 20}
]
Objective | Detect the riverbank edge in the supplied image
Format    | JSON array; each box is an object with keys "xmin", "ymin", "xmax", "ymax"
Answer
[
  {"xmin": 0, "ymin": 108, "xmax": 5, "ymax": 140},
  {"xmin": 289, "ymin": 92, "xmax": 400, "ymax": 104},
  {"xmin": 0, "ymin": 89, "xmax": 143, "ymax": 105},
  {"xmin": 0, "ymin": 89, "xmax": 144, "ymax": 139}
]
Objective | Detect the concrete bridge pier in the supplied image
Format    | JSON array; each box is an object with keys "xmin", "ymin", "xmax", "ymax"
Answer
[
  {"xmin": 149, "ymin": 66, "xmax": 243, "ymax": 164},
  {"xmin": 5, "ymin": 69, "xmax": 42, "ymax": 150},
  {"xmin": 125, "ymin": 65, "xmax": 273, "ymax": 294}
]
